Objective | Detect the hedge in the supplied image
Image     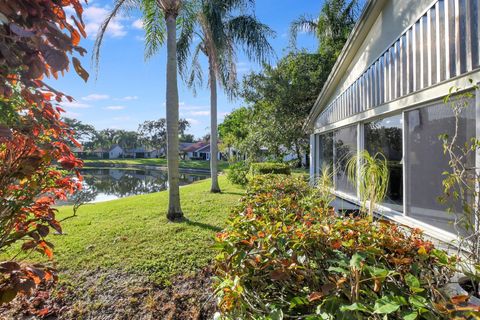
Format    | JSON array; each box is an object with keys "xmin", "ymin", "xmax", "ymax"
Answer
[
  {"xmin": 249, "ymin": 162, "xmax": 291, "ymax": 176},
  {"xmin": 213, "ymin": 175, "xmax": 476, "ymax": 319}
]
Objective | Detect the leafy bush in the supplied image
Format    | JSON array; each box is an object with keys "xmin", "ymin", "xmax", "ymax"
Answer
[
  {"xmin": 249, "ymin": 162, "xmax": 291, "ymax": 176},
  {"xmin": 227, "ymin": 162, "xmax": 250, "ymax": 186},
  {"xmin": 214, "ymin": 175, "xmax": 477, "ymax": 319},
  {"xmin": 0, "ymin": 0, "xmax": 87, "ymax": 306}
]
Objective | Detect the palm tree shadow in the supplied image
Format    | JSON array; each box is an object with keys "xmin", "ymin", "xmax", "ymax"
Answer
[
  {"xmin": 183, "ymin": 218, "xmax": 223, "ymax": 232},
  {"xmin": 220, "ymin": 191, "xmax": 244, "ymax": 196}
]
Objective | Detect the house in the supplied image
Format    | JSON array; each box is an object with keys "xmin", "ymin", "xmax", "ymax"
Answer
[
  {"xmin": 123, "ymin": 147, "xmax": 162, "ymax": 159},
  {"xmin": 72, "ymin": 145, "xmax": 124, "ymax": 159},
  {"xmin": 179, "ymin": 142, "xmax": 196, "ymax": 159},
  {"xmin": 108, "ymin": 145, "xmax": 124, "ymax": 159},
  {"xmin": 305, "ymin": 0, "xmax": 480, "ymax": 243},
  {"xmin": 182, "ymin": 141, "xmax": 223, "ymax": 160}
]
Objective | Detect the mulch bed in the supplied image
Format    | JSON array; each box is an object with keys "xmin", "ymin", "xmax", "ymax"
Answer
[{"xmin": 0, "ymin": 267, "xmax": 217, "ymax": 320}]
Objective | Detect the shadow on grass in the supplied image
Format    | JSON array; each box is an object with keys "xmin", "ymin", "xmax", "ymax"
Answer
[
  {"xmin": 220, "ymin": 191, "xmax": 245, "ymax": 196},
  {"xmin": 183, "ymin": 218, "xmax": 223, "ymax": 232}
]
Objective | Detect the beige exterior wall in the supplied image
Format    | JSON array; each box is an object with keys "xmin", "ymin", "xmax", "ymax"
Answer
[{"xmin": 325, "ymin": 0, "xmax": 435, "ymax": 107}]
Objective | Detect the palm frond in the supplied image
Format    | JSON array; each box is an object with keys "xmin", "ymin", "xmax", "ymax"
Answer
[
  {"xmin": 177, "ymin": 9, "xmax": 198, "ymax": 77},
  {"xmin": 142, "ymin": 0, "xmax": 166, "ymax": 59},
  {"xmin": 92, "ymin": 0, "xmax": 138, "ymax": 77},
  {"xmin": 186, "ymin": 44, "xmax": 205, "ymax": 95},
  {"xmin": 226, "ymin": 15, "xmax": 275, "ymax": 64},
  {"xmin": 289, "ymin": 15, "xmax": 319, "ymax": 48}
]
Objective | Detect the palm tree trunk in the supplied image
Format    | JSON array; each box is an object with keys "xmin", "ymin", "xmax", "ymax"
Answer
[
  {"xmin": 165, "ymin": 13, "xmax": 183, "ymax": 221},
  {"xmin": 209, "ymin": 60, "xmax": 221, "ymax": 193}
]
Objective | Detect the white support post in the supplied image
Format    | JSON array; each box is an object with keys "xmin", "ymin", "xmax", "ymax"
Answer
[
  {"xmin": 402, "ymin": 111, "xmax": 408, "ymax": 216},
  {"xmin": 357, "ymin": 123, "xmax": 364, "ymax": 201},
  {"xmin": 475, "ymin": 83, "xmax": 480, "ymax": 234},
  {"xmin": 309, "ymin": 134, "xmax": 315, "ymax": 185}
]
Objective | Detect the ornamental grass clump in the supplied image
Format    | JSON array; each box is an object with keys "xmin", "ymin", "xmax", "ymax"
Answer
[
  {"xmin": 214, "ymin": 175, "xmax": 479, "ymax": 319},
  {"xmin": 346, "ymin": 150, "xmax": 389, "ymax": 222}
]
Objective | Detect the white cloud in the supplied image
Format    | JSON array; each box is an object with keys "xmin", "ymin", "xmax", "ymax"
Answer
[
  {"xmin": 116, "ymin": 95, "xmax": 139, "ymax": 101},
  {"xmin": 186, "ymin": 118, "xmax": 201, "ymax": 125},
  {"xmin": 219, "ymin": 112, "xmax": 230, "ymax": 118},
  {"xmin": 132, "ymin": 19, "xmax": 144, "ymax": 29},
  {"xmin": 82, "ymin": 93, "xmax": 110, "ymax": 101},
  {"xmin": 190, "ymin": 111, "xmax": 210, "ymax": 116},
  {"xmin": 105, "ymin": 105, "xmax": 126, "ymax": 110},
  {"xmin": 83, "ymin": 6, "xmax": 127, "ymax": 39},
  {"xmin": 61, "ymin": 100, "xmax": 92, "ymax": 109}
]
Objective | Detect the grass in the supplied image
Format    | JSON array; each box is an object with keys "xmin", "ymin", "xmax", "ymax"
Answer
[
  {"xmin": 83, "ymin": 158, "xmax": 230, "ymax": 171},
  {"xmin": 8, "ymin": 175, "xmax": 244, "ymax": 284}
]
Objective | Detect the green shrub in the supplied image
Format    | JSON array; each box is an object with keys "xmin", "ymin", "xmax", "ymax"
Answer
[
  {"xmin": 249, "ymin": 162, "xmax": 291, "ymax": 176},
  {"xmin": 227, "ymin": 162, "xmax": 249, "ymax": 186},
  {"xmin": 214, "ymin": 176, "xmax": 471, "ymax": 319}
]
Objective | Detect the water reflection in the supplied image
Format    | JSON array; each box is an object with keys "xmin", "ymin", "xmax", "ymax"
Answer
[{"xmin": 66, "ymin": 168, "xmax": 208, "ymax": 204}]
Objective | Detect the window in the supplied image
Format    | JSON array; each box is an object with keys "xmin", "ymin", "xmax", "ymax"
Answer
[
  {"xmin": 405, "ymin": 98, "xmax": 476, "ymax": 233},
  {"xmin": 334, "ymin": 125, "xmax": 357, "ymax": 197},
  {"xmin": 364, "ymin": 114, "xmax": 403, "ymax": 211},
  {"xmin": 316, "ymin": 132, "xmax": 334, "ymax": 177}
]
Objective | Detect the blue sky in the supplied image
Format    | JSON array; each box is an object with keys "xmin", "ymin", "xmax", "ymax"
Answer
[{"xmin": 55, "ymin": 0, "xmax": 322, "ymax": 138}]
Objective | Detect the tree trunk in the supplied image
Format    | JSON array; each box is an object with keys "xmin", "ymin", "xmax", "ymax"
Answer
[
  {"xmin": 209, "ymin": 60, "xmax": 221, "ymax": 193},
  {"xmin": 165, "ymin": 13, "xmax": 183, "ymax": 221}
]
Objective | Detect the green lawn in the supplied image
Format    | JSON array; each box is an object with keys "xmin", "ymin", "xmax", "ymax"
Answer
[
  {"xmin": 83, "ymin": 158, "xmax": 230, "ymax": 171},
  {"xmin": 13, "ymin": 176, "xmax": 243, "ymax": 284}
]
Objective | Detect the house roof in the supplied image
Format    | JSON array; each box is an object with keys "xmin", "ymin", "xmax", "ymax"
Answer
[
  {"xmin": 196, "ymin": 144, "xmax": 210, "ymax": 153},
  {"xmin": 304, "ymin": 0, "xmax": 383, "ymax": 131},
  {"xmin": 179, "ymin": 142, "xmax": 195, "ymax": 151},
  {"xmin": 183, "ymin": 141, "xmax": 209, "ymax": 153}
]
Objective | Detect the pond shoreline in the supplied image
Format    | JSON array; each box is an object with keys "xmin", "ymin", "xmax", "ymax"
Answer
[{"xmin": 82, "ymin": 161, "xmax": 212, "ymax": 175}]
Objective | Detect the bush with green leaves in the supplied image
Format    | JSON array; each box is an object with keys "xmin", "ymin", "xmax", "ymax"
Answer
[
  {"xmin": 227, "ymin": 162, "xmax": 250, "ymax": 186},
  {"xmin": 249, "ymin": 162, "xmax": 291, "ymax": 176},
  {"xmin": 214, "ymin": 175, "xmax": 478, "ymax": 319}
]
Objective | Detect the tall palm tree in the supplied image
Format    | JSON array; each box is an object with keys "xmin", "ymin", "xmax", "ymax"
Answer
[
  {"xmin": 94, "ymin": 0, "xmax": 198, "ymax": 221},
  {"xmin": 177, "ymin": 0, "xmax": 274, "ymax": 193},
  {"xmin": 290, "ymin": 0, "xmax": 358, "ymax": 59}
]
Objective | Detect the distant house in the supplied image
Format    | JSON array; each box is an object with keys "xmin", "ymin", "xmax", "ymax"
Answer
[
  {"xmin": 122, "ymin": 147, "xmax": 164, "ymax": 159},
  {"xmin": 179, "ymin": 142, "xmax": 196, "ymax": 159},
  {"xmin": 72, "ymin": 145, "xmax": 124, "ymax": 159},
  {"xmin": 109, "ymin": 145, "xmax": 123, "ymax": 159},
  {"xmin": 182, "ymin": 141, "xmax": 223, "ymax": 160},
  {"xmin": 71, "ymin": 147, "xmax": 87, "ymax": 158}
]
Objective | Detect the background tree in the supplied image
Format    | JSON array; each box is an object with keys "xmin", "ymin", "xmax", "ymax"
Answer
[
  {"xmin": 218, "ymin": 106, "xmax": 254, "ymax": 160},
  {"xmin": 138, "ymin": 118, "xmax": 190, "ymax": 155},
  {"xmin": 238, "ymin": 52, "xmax": 331, "ymax": 165},
  {"xmin": 290, "ymin": 0, "xmax": 359, "ymax": 62},
  {"xmin": 178, "ymin": 0, "xmax": 274, "ymax": 193},
  {"xmin": 63, "ymin": 118, "xmax": 97, "ymax": 150},
  {"xmin": 0, "ymin": 0, "xmax": 87, "ymax": 305},
  {"xmin": 93, "ymin": 129, "xmax": 118, "ymax": 150},
  {"xmin": 113, "ymin": 130, "xmax": 139, "ymax": 158},
  {"xmin": 94, "ymin": 0, "xmax": 199, "ymax": 221},
  {"xmin": 180, "ymin": 133, "xmax": 195, "ymax": 143}
]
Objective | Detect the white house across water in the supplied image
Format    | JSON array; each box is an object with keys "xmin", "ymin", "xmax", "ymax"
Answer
[{"xmin": 306, "ymin": 0, "xmax": 480, "ymax": 242}]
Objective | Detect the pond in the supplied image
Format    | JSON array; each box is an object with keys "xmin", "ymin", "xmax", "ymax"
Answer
[{"xmin": 65, "ymin": 168, "xmax": 209, "ymax": 204}]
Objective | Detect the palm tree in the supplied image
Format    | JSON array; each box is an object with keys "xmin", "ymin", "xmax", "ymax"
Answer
[
  {"xmin": 290, "ymin": 0, "xmax": 358, "ymax": 59},
  {"xmin": 113, "ymin": 131, "xmax": 139, "ymax": 158},
  {"xmin": 177, "ymin": 0, "xmax": 274, "ymax": 193},
  {"xmin": 94, "ymin": 0, "xmax": 198, "ymax": 221}
]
